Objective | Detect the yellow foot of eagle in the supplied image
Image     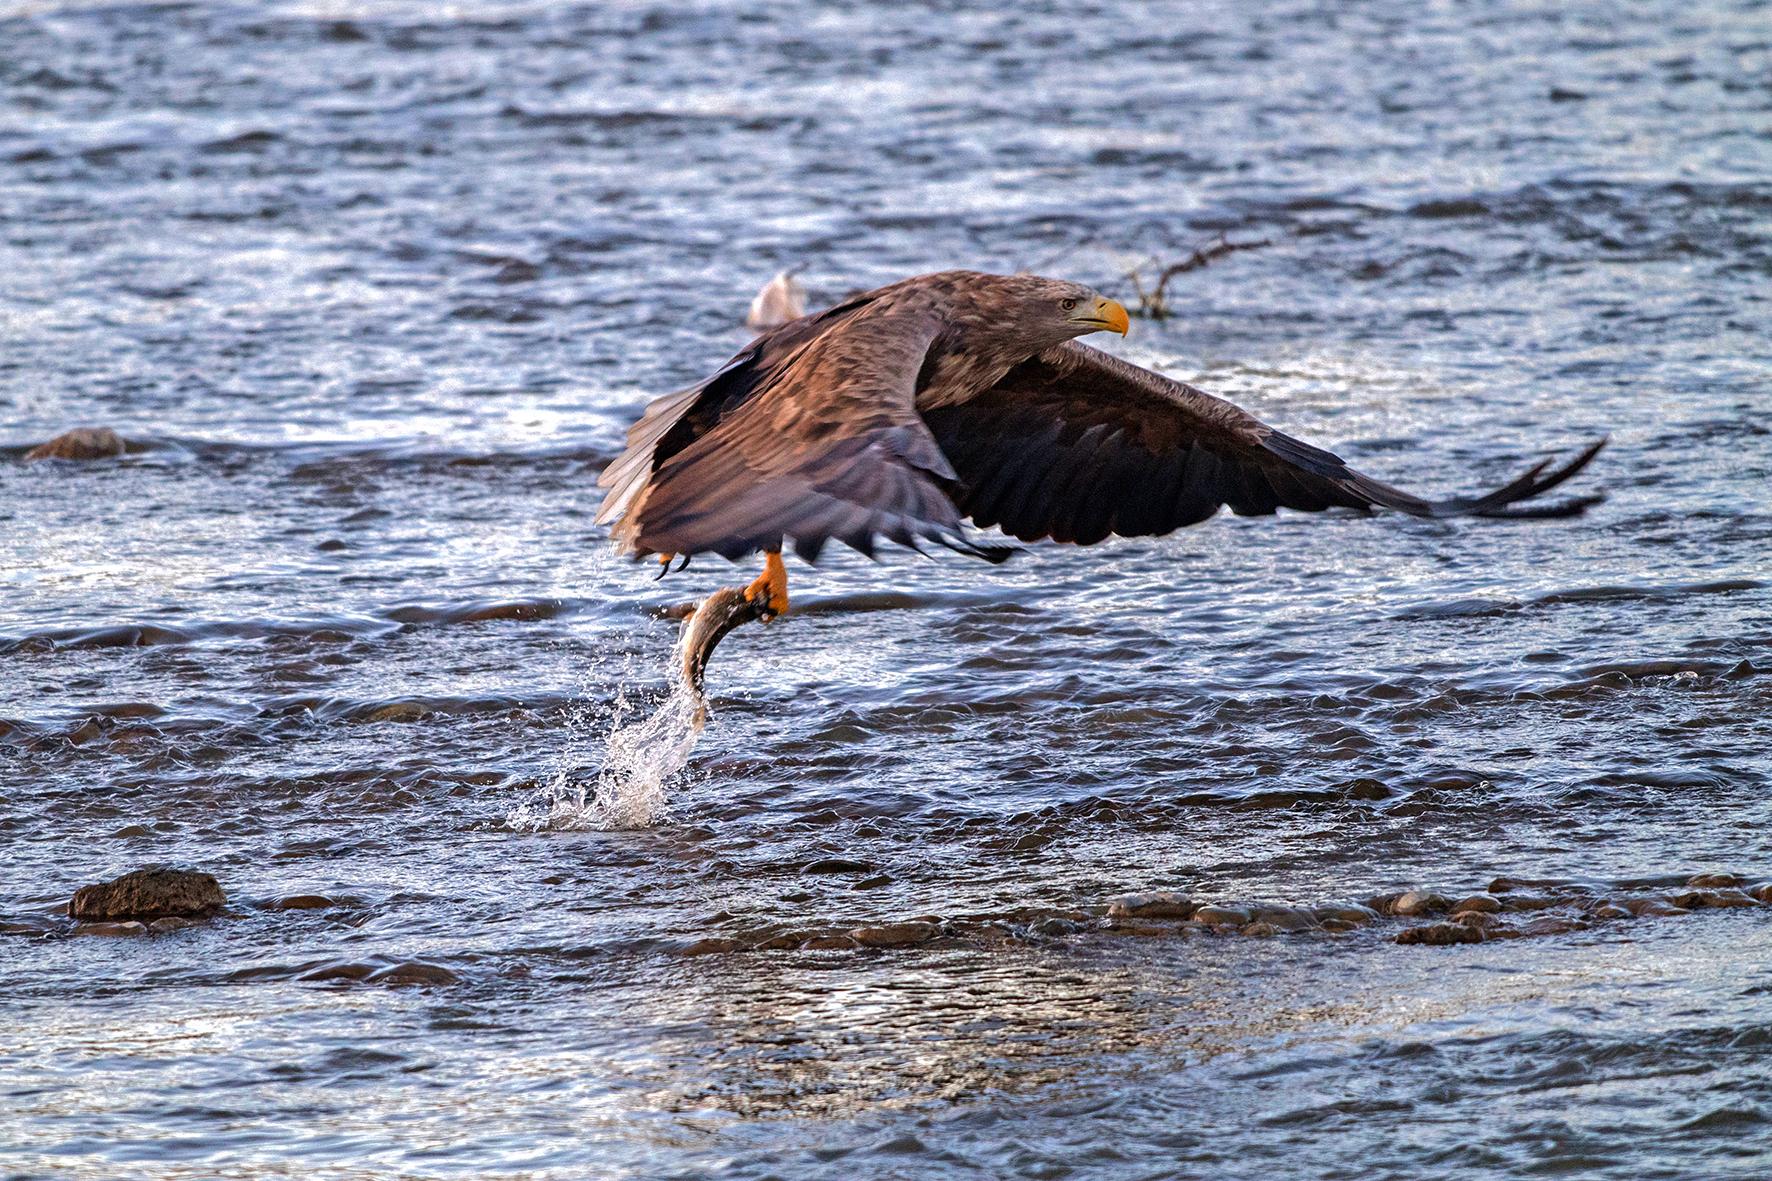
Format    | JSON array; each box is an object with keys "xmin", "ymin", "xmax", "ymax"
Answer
[{"xmin": 742, "ymin": 551, "xmax": 789, "ymax": 621}]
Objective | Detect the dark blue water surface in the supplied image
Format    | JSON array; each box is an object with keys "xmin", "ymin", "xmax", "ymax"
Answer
[{"xmin": 3, "ymin": 1, "xmax": 1771, "ymax": 1178}]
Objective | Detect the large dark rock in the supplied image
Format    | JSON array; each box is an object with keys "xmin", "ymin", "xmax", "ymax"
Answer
[
  {"xmin": 69, "ymin": 867, "xmax": 225, "ymax": 921},
  {"xmin": 25, "ymin": 427, "xmax": 127, "ymax": 461}
]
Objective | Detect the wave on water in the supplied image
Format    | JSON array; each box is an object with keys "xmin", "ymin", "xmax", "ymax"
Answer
[{"xmin": 506, "ymin": 625, "xmax": 706, "ymax": 832}]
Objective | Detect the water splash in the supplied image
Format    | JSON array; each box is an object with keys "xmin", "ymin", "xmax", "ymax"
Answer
[{"xmin": 507, "ymin": 627, "xmax": 708, "ymax": 832}]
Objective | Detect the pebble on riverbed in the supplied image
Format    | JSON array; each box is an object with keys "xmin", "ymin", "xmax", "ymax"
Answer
[
  {"xmin": 1192, "ymin": 904, "xmax": 1253, "ymax": 926},
  {"xmin": 1396, "ymin": 922, "xmax": 1483, "ymax": 946},
  {"xmin": 1313, "ymin": 904, "xmax": 1381, "ymax": 925},
  {"xmin": 1389, "ymin": 890, "xmax": 1452, "ymax": 918},
  {"xmin": 71, "ymin": 920, "xmax": 149, "ymax": 937},
  {"xmin": 69, "ymin": 867, "xmax": 224, "ymax": 922},
  {"xmin": 850, "ymin": 921, "xmax": 940, "ymax": 948},
  {"xmin": 1107, "ymin": 892, "xmax": 1196, "ymax": 919},
  {"xmin": 24, "ymin": 426, "xmax": 127, "ymax": 461}
]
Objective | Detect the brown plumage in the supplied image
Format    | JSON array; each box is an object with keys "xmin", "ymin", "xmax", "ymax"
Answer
[{"xmin": 596, "ymin": 270, "xmax": 1604, "ymax": 574}]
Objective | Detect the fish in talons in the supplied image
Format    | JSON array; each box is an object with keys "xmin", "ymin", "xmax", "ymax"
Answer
[{"xmin": 677, "ymin": 584, "xmax": 773, "ymax": 729}]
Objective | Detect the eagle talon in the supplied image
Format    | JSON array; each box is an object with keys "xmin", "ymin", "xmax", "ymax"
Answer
[
  {"xmin": 742, "ymin": 552, "xmax": 789, "ymax": 621},
  {"xmin": 742, "ymin": 583, "xmax": 785, "ymax": 621}
]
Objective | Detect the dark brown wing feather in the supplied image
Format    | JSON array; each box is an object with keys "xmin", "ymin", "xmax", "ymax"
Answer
[
  {"xmin": 596, "ymin": 294, "xmax": 878, "ymax": 531},
  {"xmin": 608, "ymin": 303, "xmax": 1003, "ymax": 563},
  {"xmin": 922, "ymin": 342, "xmax": 1605, "ymax": 545}
]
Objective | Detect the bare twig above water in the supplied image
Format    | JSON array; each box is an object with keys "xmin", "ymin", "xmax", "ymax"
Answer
[
  {"xmin": 1122, "ymin": 235, "xmax": 1272, "ymax": 320},
  {"xmin": 1014, "ymin": 230, "xmax": 1105, "ymax": 276}
]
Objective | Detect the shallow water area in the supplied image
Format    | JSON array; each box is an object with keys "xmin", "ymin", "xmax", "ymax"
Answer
[{"xmin": 4, "ymin": 0, "xmax": 1772, "ymax": 1177}]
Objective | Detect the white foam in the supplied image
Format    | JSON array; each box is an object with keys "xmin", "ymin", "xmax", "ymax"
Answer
[{"xmin": 506, "ymin": 623, "xmax": 707, "ymax": 832}]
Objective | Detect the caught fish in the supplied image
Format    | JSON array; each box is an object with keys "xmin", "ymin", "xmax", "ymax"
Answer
[{"xmin": 678, "ymin": 586, "xmax": 770, "ymax": 727}]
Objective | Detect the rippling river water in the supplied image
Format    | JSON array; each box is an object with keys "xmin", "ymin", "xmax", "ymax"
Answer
[{"xmin": 4, "ymin": 1, "xmax": 1771, "ymax": 1177}]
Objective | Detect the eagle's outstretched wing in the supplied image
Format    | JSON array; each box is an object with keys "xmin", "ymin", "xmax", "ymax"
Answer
[
  {"xmin": 603, "ymin": 303, "xmax": 1004, "ymax": 563},
  {"xmin": 922, "ymin": 341, "xmax": 1605, "ymax": 545}
]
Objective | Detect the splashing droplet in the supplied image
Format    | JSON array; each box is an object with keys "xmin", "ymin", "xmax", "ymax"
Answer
[{"xmin": 507, "ymin": 621, "xmax": 710, "ymax": 832}]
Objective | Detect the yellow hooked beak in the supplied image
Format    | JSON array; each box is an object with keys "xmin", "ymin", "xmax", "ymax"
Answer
[{"xmin": 1072, "ymin": 296, "xmax": 1130, "ymax": 336}]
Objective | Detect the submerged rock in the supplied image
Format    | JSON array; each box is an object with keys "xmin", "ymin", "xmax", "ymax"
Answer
[
  {"xmin": 1671, "ymin": 888, "xmax": 1758, "ymax": 910},
  {"xmin": 1687, "ymin": 873, "xmax": 1747, "ymax": 888},
  {"xmin": 1, "ymin": 920, "xmax": 57, "ymax": 937},
  {"xmin": 1107, "ymin": 922, "xmax": 1173, "ymax": 937},
  {"xmin": 302, "ymin": 959, "xmax": 458, "ymax": 985},
  {"xmin": 1251, "ymin": 906, "xmax": 1320, "ymax": 933},
  {"xmin": 1623, "ymin": 898, "xmax": 1687, "ymax": 917},
  {"xmin": 802, "ymin": 858, "xmax": 875, "ymax": 875},
  {"xmin": 1107, "ymin": 892, "xmax": 1195, "ymax": 919},
  {"xmin": 264, "ymin": 894, "xmax": 339, "ymax": 911},
  {"xmin": 25, "ymin": 426, "xmax": 126, "ymax": 461},
  {"xmin": 850, "ymin": 921, "xmax": 939, "ymax": 949},
  {"xmin": 1391, "ymin": 890, "xmax": 1451, "ymax": 918},
  {"xmin": 71, "ymin": 920, "xmax": 148, "ymax": 937},
  {"xmin": 1396, "ymin": 922, "xmax": 1482, "ymax": 946},
  {"xmin": 657, "ymin": 870, "xmax": 1772, "ymax": 962},
  {"xmin": 1516, "ymin": 916, "xmax": 1587, "ymax": 937},
  {"xmin": 1487, "ymin": 876, "xmax": 1560, "ymax": 894},
  {"xmin": 148, "ymin": 916, "xmax": 199, "ymax": 935},
  {"xmin": 369, "ymin": 961, "xmax": 459, "ymax": 986},
  {"xmin": 1313, "ymin": 903, "xmax": 1380, "ymax": 925},
  {"xmin": 69, "ymin": 867, "xmax": 224, "ymax": 921},
  {"xmin": 300, "ymin": 961, "xmax": 378, "ymax": 982},
  {"xmin": 1029, "ymin": 916, "xmax": 1084, "ymax": 937},
  {"xmin": 755, "ymin": 933, "xmax": 804, "ymax": 951}
]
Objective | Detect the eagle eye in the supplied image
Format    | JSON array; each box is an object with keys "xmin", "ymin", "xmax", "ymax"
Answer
[{"xmin": 1059, "ymin": 297, "xmax": 1078, "ymax": 311}]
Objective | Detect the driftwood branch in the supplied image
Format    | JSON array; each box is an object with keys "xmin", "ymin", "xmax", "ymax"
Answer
[{"xmin": 1122, "ymin": 235, "xmax": 1272, "ymax": 320}]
